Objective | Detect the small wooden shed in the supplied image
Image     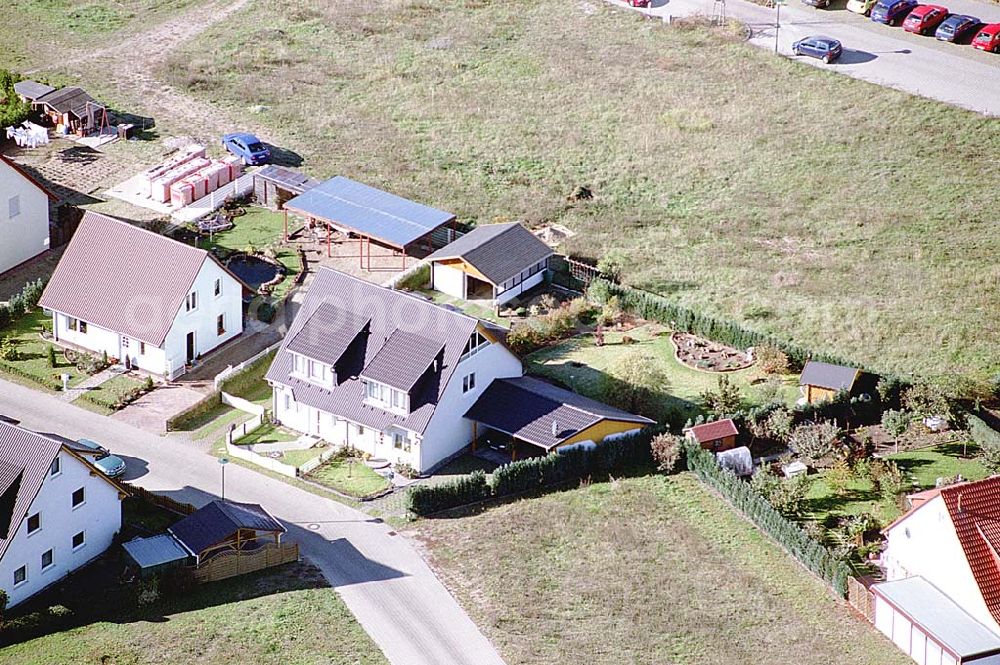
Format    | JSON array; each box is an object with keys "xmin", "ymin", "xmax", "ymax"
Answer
[
  {"xmin": 168, "ymin": 500, "xmax": 286, "ymax": 566},
  {"xmin": 684, "ymin": 418, "xmax": 739, "ymax": 452},
  {"xmin": 798, "ymin": 361, "xmax": 860, "ymax": 404}
]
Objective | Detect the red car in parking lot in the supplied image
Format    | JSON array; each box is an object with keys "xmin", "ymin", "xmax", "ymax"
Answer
[
  {"xmin": 903, "ymin": 5, "xmax": 949, "ymax": 34},
  {"xmin": 624, "ymin": 0, "xmax": 650, "ymax": 6},
  {"xmin": 973, "ymin": 23, "xmax": 1000, "ymax": 51}
]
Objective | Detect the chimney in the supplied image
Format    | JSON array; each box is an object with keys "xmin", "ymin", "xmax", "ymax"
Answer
[{"xmin": 551, "ymin": 420, "xmax": 558, "ymax": 437}]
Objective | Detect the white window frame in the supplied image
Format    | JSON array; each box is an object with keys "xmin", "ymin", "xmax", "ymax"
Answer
[
  {"xmin": 217, "ymin": 313, "xmax": 225, "ymax": 337},
  {"xmin": 214, "ymin": 278, "xmax": 222, "ymax": 298},
  {"xmin": 13, "ymin": 565, "xmax": 26, "ymax": 587},
  {"xmin": 41, "ymin": 549, "xmax": 54, "ymax": 571},
  {"xmin": 186, "ymin": 291, "xmax": 198, "ymax": 312},
  {"xmin": 72, "ymin": 486, "xmax": 85, "ymax": 509},
  {"xmin": 462, "ymin": 372, "xmax": 476, "ymax": 393},
  {"xmin": 49, "ymin": 456, "xmax": 61, "ymax": 477},
  {"xmin": 72, "ymin": 530, "xmax": 86, "ymax": 551},
  {"xmin": 26, "ymin": 512, "xmax": 40, "ymax": 535}
]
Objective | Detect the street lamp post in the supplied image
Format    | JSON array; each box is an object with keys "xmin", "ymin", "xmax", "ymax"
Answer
[
  {"xmin": 218, "ymin": 456, "xmax": 229, "ymax": 501},
  {"xmin": 775, "ymin": 0, "xmax": 785, "ymax": 53}
]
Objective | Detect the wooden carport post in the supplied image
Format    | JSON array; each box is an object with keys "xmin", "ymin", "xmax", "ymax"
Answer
[
  {"xmin": 283, "ymin": 209, "xmax": 288, "ymax": 241},
  {"xmin": 327, "ymin": 220, "xmax": 332, "ymax": 258}
]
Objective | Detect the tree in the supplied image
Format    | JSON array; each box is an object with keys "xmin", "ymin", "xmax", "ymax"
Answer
[
  {"xmin": 902, "ymin": 382, "xmax": 951, "ymax": 420},
  {"xmin": 0, "ymin": 70, "xmax": 30, "ymax": 129},
  {"xmin": 980, "ymin": 440, "xmax": 1000, "ymax": 474},
  {"xmin": 881, "ymin": 409, "xmax": 910, "ymax": 454},
  {"xmin": 600, "ymin": 351, "xmax": 669, "ymax": 417},
  {"xmin": 755, "ymin": 344, "xmax": 790, "ymax": 375},
  {"xmin": 47, "ymin": 345, "xmax": 57, "ymax": 369},
  {"xmin": 700, "ymin": 375, "xmax": 742, "ymax": 416},
  {"xmin": 750, "ymin": 469, "xmax": 810, "ymax": 517},
  {"xmin": 651, "ymin": 433, "xmax": 683, "ymax": 473},
  {"xmin": 788, "ymin": 420, "xmax": 842, "ymax": 465},
  {"xmin": 597, "ymin": 250, "xmax": 626, "ymax": 283}
]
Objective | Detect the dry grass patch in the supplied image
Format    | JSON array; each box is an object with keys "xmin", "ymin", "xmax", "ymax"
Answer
[{"xmin": 411, "ymin": 473, "xmax": 909, "ymax": 665}]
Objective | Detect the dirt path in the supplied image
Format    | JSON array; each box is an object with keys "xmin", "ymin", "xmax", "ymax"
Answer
[{"xmin": 30, "ymin": 0, "xmax": 266, "ymax": 144}]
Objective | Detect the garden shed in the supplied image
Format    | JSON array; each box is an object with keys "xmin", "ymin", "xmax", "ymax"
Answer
[
  {"xmin": 798, "ymin": 360, "xmax": 861, "ymax": 404},
  {"xmin": 684, "ymin": 418, "xmax": 738, "ymax": 452},
  {"xmin": 253, "ymin": 165, "xmax": 319, "ymax": 210},
  {"xmin": 122, "ymin": 533, "xmax": 189, "ymax": 579},
  {"xmin": 426, "ymin": 222, "xmax": 553, "ymax": 306},
  {"xmin": 282, "ymin": 176, "xmax": 457, "ymax": 270},
  {"xmin": 34, "ymin": 86, "xmax": 107, "ymax": 135}
]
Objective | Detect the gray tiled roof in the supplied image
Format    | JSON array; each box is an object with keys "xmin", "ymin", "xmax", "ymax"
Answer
[
  {"xmin": 464, "ymin": 376, "xmax": 653, "ymax": 450},
  {"xmin": 39, "ymin": 212, "xmax": 221, "ymax": 347},
  {"xmin": 283, "ymin": 176, "xmax": 455, "ymax": 248},
  {"xmin": 360, "ymin": 329, "xmax": 444, "ymax": 392},
  {"xmin": 285, "ymin": 303, "xmax": 370, "ymax": 369},
  {"xmin": 0, "ymin": 421, "xmax": 69, "ymax": 561},
  {"xmin": 426, "ymin": 222, "xmax": 554, "ymax": 285},
  {"xmin": 13, "ymin": 80, "xmax": 55, "ymax": 102},
  {"xmin": 872, "ymin": 576, "xmax": 1000, "ymax": 658},
  {"xmin": 169, "ymin": 500, "xmax": 284, "ymax": 557},
  {"xmin": 266, "ymin": 268, "xmax": 481, "ymax": 434},
  {"xmin": 799, "ymin": 360, "xmax": 859, "ymax": 391}
]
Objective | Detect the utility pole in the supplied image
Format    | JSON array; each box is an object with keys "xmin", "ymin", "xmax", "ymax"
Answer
[
  {"xmin": 218, "ymin": 456, "xmax": 229, "ymax": 501},
  {"xmin": 775, "ymin": 0, "xmax": 785, "ymax": 53}
]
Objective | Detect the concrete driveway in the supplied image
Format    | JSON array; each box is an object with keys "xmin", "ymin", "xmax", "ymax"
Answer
[
  {"xmin": 112, "ymin": 382, "xmax": 207, "ymax": 433},
  {"xmin": 615, "ymin": 0, "xmax": 1000, "ymax": 116},
  {"xmin": 0, "ymin": 378, "xmax": 506, "ymax": 665}
]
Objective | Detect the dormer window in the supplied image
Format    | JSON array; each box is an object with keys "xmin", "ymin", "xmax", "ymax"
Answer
[
  {"xmin": 364, "ymin": 380, "xmax": 409, "ymax": 415},
  {"xmin": 290, "ymin": 353, "xmax": 332, "ymax": 388}
]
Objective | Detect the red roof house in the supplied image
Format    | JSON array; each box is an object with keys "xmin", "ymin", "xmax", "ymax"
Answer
[{"xmin": 684, "ymin": 418, "xmax": 738, "ymax": 452}]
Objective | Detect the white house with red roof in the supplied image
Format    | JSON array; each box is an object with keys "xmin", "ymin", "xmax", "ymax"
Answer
[
  {"xmin": 39, "ymin": 211, "xmax": 247, "ymax": 378},
  {"xmin": 0, "ymin": 155, "xmax": 53, "ymax": 277},
  {"xmin": 875, "ymin": 476, "xmax": 1000, "ymax": 664}
]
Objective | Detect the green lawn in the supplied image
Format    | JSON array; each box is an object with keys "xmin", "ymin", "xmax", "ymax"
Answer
[
  {"xmin": 194, "ymin": 208, "xmax": 299, "ymax": 301},
  {"xmin": 0, "ymin": 310, "xmax": 90, "ymax": 391},
  {"xmin": 411, "ymin": 473, "xmax": 910, "ymax": 665},
  {"xmin": 0, "ymin": 561, "xmax": 386, "ymax": 665},
  {"xmin": 72, "ymin": 374, "xmax": 148, "ymax": 414},
  {"xmin": 306, "ymin": 458, "xmax": 391, "ymax": 498},
  {"xmin": 233, "ymin": 422, "xmax": 297, "ymax": 446},
  {"xmin": 526, "ymin": 324, "xmax": 799, "ymax": 422},
  {"xmin": 805, "ymin": 444, "xmax": 988, "ymax": 525}
]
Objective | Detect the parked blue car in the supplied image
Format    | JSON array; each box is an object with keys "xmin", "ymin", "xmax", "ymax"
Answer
[
  {"xmin": 792, "ymin": 36, "xmax": 844, "ymax": 63},
  {"xmin": 871, "ymin": 0, "xmax": 917, "ymax": 24},
  {"xmin": 221, "ymin": 132, "xmax": 270, "ymax": 165},
  {"xmin": 75, "ymin": 438, "xmax": 126, "ymax": 478},
  {"xmin": 935, "ymin": 14, "xmax": 982, "ymax": 41}
]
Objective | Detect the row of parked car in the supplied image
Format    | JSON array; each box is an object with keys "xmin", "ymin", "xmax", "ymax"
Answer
[{"xmin": 804, "ymin": 0, "xmax": 1000, "ymax": 52}]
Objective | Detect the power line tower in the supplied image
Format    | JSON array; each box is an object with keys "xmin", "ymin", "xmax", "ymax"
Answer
[{"xmin": 711, "ymin": 0, "xmax": 727, "ymax": 25}]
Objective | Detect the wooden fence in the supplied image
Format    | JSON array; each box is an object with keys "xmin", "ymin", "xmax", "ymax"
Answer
[
  {"xmin": 847, "ymin": 576, "xmax": 875, "ymax": 622},
  {"xmin": 564, "ymin": 256, "xmax": 602, "ymax": 287},
  {"xmin": 191, "ymin": 542, "xmax": 300, "ymax": 583},
  {"xmin": 126, "ymin": 484, "xmax": 197, "ymax": 516}
]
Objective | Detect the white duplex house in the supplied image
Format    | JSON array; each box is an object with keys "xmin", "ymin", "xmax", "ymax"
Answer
[
  {"xmin": 266, "ymin": 267, "xmax": 523, "ymax": 472},
  {"xmin": 0, "ymin": 154, "xmax": 52, "ymax": 277},
  {"xmin": 39, "ymin": 211, "xmax": 248, "ymax": 379},
  {"xmin": 874, "ymin": 477, "xmax": 1000, "ymax": 665},
  {"xmin": 0, "ymin": 419, "xmax": 124, "ymax": 607}
]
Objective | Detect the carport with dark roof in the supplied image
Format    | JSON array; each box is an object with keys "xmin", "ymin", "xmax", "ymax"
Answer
[{"xmin": 281, "ymin": 175, "xmax": 457, "ymax": 271}]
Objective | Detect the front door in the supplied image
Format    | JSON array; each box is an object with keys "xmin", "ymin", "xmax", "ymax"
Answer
[{"xmin": 186, "ymin": 332, "xmax": 196, "ymax": 363}]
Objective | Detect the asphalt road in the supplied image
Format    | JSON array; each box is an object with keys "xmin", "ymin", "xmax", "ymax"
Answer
[
  {"xmin": 617, "ymin": 0, "xmax": 1000, "ymax": 116},
  {"xmin": 0, "ymin": 379, "xmax": 505, "ymax": 665}
]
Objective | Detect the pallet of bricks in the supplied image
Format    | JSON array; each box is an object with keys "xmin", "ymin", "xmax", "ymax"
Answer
[{"xmin": 136, "ymin": 144, "xmax": 243, "ymax": 208}]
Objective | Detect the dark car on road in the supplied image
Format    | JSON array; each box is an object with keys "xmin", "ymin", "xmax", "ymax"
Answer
[
  {"xmin": 801, "ymin": 0, "xmax": 832, "ymax": 10},
  {"xmin": 792, "ymin": 36, "xmax": 844, "ymax": 62},
  {"xmin": 871, "ymin": 0, "xmax": 917, "ymax": 24},
  {"xmin": 935, "ymin": 14, "xmax": 982, "ymax": 41}
]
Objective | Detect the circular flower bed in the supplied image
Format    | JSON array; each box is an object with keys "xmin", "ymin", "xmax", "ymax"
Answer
[{"xmin": 672, "ymin": 332, "xmax": 753, "ymax": 372}]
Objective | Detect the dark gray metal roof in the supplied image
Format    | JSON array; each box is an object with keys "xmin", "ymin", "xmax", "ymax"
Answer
[
  {"xmin": 266, "ymin": 267, "xmax": 482, "ymax": 434},
  {"xmin": 283, "ymin": 176, "xmax": 455, "ymax": 248},
  {"xmin": 464, "ymin": 376, "xmax": 653, "ymax": 450},
  {"xmin": 285, "ymin": 303, "xmax": 371, "ymax": 369},
  {"xmin": 798, "ymin": 360, "xmax": 860, "ymax": 391},
  {"xmin": 360, "ymin": 329, "xmax": 444, "ymax": 392},
  {"xmin": 254, "ymin": 165, "xmax": 320, "ymax": 195},
  {"xmin": 36, "ymin": 86, "xmax": 102, "ymax": 118},
  {"xmin": 169, "ymin": 500, "xmax": 284, "ymax": 556},
  {"xmin": 122, "ymin": 534, "xmax": 188, "ymax": 569},
  {"xmin": 872, "ymin": 576, "xmax": 1000, "ymax": 658},
  {"xmin": 426, "ymin": 222, "xmax": 554, "ymax": 285},
  {"xmin": 13, "ymin": 80, "xmax": 55, "ymax": 101}
]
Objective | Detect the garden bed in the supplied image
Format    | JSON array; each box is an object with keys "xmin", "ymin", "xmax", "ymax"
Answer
[
  {"xmin": 73, "ymin": 374, "xmax": 152, "ymax": 414},
  {"xmin": 0, "ymin": 309, "xmax": 92, "ymax": 391},
  {"xmin": 305, "ymin": 457, "xmax": 392, "ymax": 499},
  {"xmin": 671, "ymin": 332, "xmax": 754, "ymax": 373}
]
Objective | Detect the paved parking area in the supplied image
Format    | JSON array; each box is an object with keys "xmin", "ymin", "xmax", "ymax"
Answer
[{"xmin": 111, "ymin": 382, "xmax": 206, "ymax": 433}]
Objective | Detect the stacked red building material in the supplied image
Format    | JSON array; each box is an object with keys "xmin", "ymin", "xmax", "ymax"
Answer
[{"xmin": 137, "ymin": 145, "xmax": 205, "ymax": 198}]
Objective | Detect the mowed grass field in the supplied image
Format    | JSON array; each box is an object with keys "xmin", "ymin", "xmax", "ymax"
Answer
[
  {"xmin": 144, "ymin": 0, "xmax": 1000, "ymax": 377},
  {"xmin": 411, "ymin": 473, "xmax": 910, "ymax": 665}
]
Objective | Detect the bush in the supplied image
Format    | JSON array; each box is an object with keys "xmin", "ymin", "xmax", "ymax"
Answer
[
  {"xmin": 685, "ymin": 441, "xmax": 851, "ymax": 596},
  {"xmin": 407, "ymin": 470, "xmax": 490, "ymax": 515},
  {"xmin": 750, "ymin": 469, "xmax": 810, "ymax": 518},
  {"xmin": 756, "ymin": 344, "xmax": 790, "ymax": 375},
  {"xmin": 396, "ymin": 263, "xmax": 430, "ymax": 291},
  {"xmin": 47, "ymin": 345, "xmax": 56, "ymax": 368},
  {"xmin": 0, "ymin": 337, "xmax": 20, "ymax": 362},
  {"xmin": 257, "ymin": 302, "xmax": 276, "ymax": 324},
  {"xmin": 788, "ymin": 421, "xmax": 842, "ymax": 465},
  {"xmin": 599, "ymin": 350, "xmax": 669, "ymax": 417},
  {"xmin": 700, "ymin": 374, "xmax": 742, "ymax": 416},
  {"xmin": 650, "ymin": 432, "xmax": 682, "ymax": 472}
]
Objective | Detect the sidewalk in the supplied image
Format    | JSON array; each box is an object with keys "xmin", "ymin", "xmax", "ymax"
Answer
[{"xmin": 58, "ymin": 367, "xmax": 118, "ymax": 403}]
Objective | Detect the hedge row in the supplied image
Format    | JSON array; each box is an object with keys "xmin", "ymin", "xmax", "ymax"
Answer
[
  {"xmin": 588, "ymin": 278, "xmax": 869, "ymax": 375},
  {"xmin": 218, "ymin": 349, "xmax": 277, "ymax": 397},
  {"xmin": 0, "ymin": 359, "xmax": 61, "ymax": 391},
  {"xmin": 967, "ymin": 412, "xmax": 1000, "ymax": 450},
  {"xmin": 407, "ymin": 428, "xmax": 659, "ymax": 516},
  {"xmin": 165, "ymin": 391, "xmax": 221, "ymax": 432},
  {"xmin": 685, "ymin": 441, "xmax": 851, "ymax": 596}
]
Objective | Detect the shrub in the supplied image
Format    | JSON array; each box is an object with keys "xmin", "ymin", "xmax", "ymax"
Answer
[
  {"xmin": 881, "ymin": 409, "xmax": 910, "ymax": 449},
  {"xmin": 650, "ymin": 432, "xmax": 682, "ymax": 472},
  {"xmin": 135, "ymin": 577, "xmax": 160, "ymax": 607},
  {"xmin": 393, "ymin": 462, "xmax": 419, "ymax": 479},
  {"xmin": 756, "ymin": 344, "xmax": 790, "ymax": 374},
  {"xmin": 700, "ymin": 374, "xmax": 742, "ymax": 416},
  {"xmin": 599, "ymin": 350, "xmax": 669, "ymax": 417},
  {"xmin": 750, "ymin": 469, "xmax": 810, "ymax": 518},
  {"xmin": 47, "ymin": 345, "xmax": 57, "ymax": 368},
  {"xmin": 788, "ymin": 421, "xmax": 842, "ymax": 465},
  {"xmin": 0, "ymin": 337, "xmax": 20, "ymax": 361},
  {"xmin": 902, "ymin": 382, "xmax": 951, "ymax": 420},
  {"xmin": 257, "ymin": 302, "xmax": 276, "ymax": 324},
  {"xmin": 144, "ymin": 375, "xmax": 155, "ymax": 391},
  {"xmin": 407, "ymin": 470, "xmax": 490, "ymax": 515}
]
